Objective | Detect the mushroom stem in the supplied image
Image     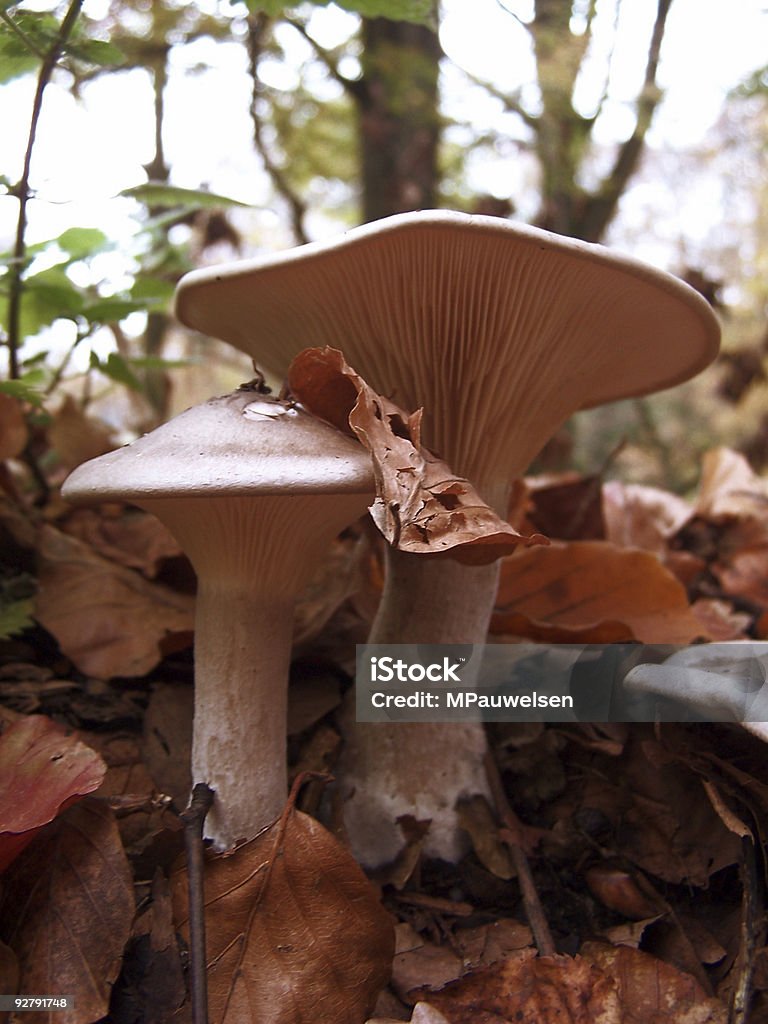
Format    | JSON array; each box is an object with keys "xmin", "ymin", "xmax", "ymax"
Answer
[
  {"xmin": 340, "ymin": 549, "xmax": 500, "ymax": 865},
  {"xmin": 192, "ymin": 581, "xmax": 294, "ymax": 850},
  {"xmin": 370, "ymin": 549, "xmax": 500, "ymax": 644}
]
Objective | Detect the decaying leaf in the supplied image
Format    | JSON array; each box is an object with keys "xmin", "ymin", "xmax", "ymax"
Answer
[
  {"xmin": 456, "ymin": 795, "xmax": 514, "ymax": 880},
  {"xmin": 492, "ymin": 541, "xmax": 707, "ymax": 644},
  {"xmin": 0, "ymin": 715, "xmax": 106, "ymax": 873},
  {"xmin": 35, "ymin": 525, "xmax": 194, "ymax": 678},
  {"xmin": 171, "ymin": 794, "xmax": 394, "ymax": 1024},
  {"xmin": 0, "ymin": 799, "xmax": 134, "ymax": 1024},
  {"xmin": 582, "ymin": 942, "xmax": 728, "ymax": 1023},
  {"xmin": 288, "ymin": 346, "xmax": 547, "ymax": 564},
  {"xmin": 419, "ymin": 949, "xmax": 620, "ymax": 1022}
]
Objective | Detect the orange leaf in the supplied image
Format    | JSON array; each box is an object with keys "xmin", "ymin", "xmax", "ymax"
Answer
[
  {"xmin": 171, "ymin": 795, "xmax": 394, "ymax": 1024},
  {"xmin": 0, "ymin": 716, "xmax": 106, "ymax": 873},
  {"xmin": 492, "ymin": 541, "xmax": 707, "ymax": 644},
  {"xmin": 289, "ymin": 347, "xmax": 546, "ymax": 564}
]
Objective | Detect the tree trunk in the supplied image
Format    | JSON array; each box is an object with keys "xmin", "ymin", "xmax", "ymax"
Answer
[{"xmin": 357, "ymin": 17, "xmax": 442, "ymax": 222}]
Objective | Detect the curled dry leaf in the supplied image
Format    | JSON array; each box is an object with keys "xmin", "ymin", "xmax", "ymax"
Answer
[
  {"xmin": 0, "ymin": 799, "xmax": 134, "ymax": 1024},
  {"xmin": 34, "ymin": 525, "xmax": 194, "ymax": 679},
  {"xmin": 0, "ymin": 715, "xmax": 106, "ymax": 873},
  {"xmin": 62, "ymin": 506, "xmax": 182, "ymax": 578},
  {"xmin": 170, "ymin": 795, "xmax": 395, "ymax": 1024},
  {"xmin": 492, "ymin": 541, "xmax": 707, "ymax": 644},
  {"xmin": 288, "ymin": 347, "xmax": 546, "ymax": 564},
  {"xmin": 48, "ymin": 394, "xmax": 116, "ymax": 470}
]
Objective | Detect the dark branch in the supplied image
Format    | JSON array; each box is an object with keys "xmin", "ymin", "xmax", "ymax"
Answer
[
  {"xmin": 284, "ymin": 15, "xmax": 367, "ymax": 103},
  {"xmin": 246, "ymin": 14, "xmax": 309, "ymax": 245},
  {"xmin": 6, "ymin": 0, "xmax": 85, "ymax": 379}
]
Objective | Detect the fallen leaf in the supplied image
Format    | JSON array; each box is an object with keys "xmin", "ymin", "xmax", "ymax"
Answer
[
  {"xmin": 602, "ymin": 481, "xmax": 692, "ymax": 555},
  {"xmin": 0, "ymin": 394, "xmax": 28, "ymax": 461},
  {"xmin": 690, "ymin": 599, "xmax": 751, "ymax": 640},
  {"xmin": 492, "ymin": 541, "xmax": 707, "ymax": 643},
  {"xmin": 35, "ymin": 525, "xmax": 194, "ymax": 678},
  {"xmin": 62, "ymin": 506, "xmax": 182, "ymax": 577},
  {"xmin": 420, "ymin": 949, "xmax": 620, "ymax": 1022},
  {"xmin": 456, "ymin": 795, "xmax": 514, "ymax": 880},
  {"xmin": 48, "ymin": 394, "xmax": 115, "ymax": 470},
  {"xmin": 288, "ymin": 347, "xmax": 547, "ymax": 564},
  {"xmin": 0, "ymin": 715, "xmax": 106, "ymax": 873},
  {"xmin": 453, "ymin": 919, "xmax": 533, "ymax": 969},
  {"xmin": 0, "ymin": 799, "xmax": 135, "ymax": 1024},
  {"xmin": 392, "ymin": 934, "xmax": 464, "ymax": 1004},
  {"xmin": 171, "ymin": 795, "xmax": 394, "ymax": 1024},
  {"xmin": 142, "ymin": 683, "xmax": 193, "ymax": 810},
  {"xmin": 528, "ymin": 473, "xmax": 605, "ymax": 540},
  {"xmin": 695, "ymin": 447, "xmax": 768, "ymax": 521},
  {"xmin": 582, "ymin": 942, "xmax": 727, "ymax": 1023},
  {"xmin": 584, "ymin": 863, "xmax": 660, "ymax": 920}
]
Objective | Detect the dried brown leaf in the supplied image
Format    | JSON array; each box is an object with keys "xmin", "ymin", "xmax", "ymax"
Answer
[
  {"xmin": 695, "ymin": 447, "xmax": 768, "ymax": 522},
  {"xmin": 0, "ymin": 715, "xmax": 106, "ymax": 872},
  {"xmin": 48, "ymin": 395, "xmax": 115, "ymax": 470},
  {"xmin": 35, "ymin": 525, "xmax": 194, "ymax": 678},
  {"xmin": 456, "ymin": 795, "xmax": 514, "ymax": 880},
  {"xmin": 582, "ymin": 942, "xmax": 727, "ymax": 1023},
  {"xmin": 602, "ymin": 481, "xmax": 692, "ymax": 555},
  {"xmin": 62, "ymin": 506, "xmax": 182, "ymax": 577},
  {"xmin": 492, "ymin": 541, "xmax": 707, "ymax": 644},
  {"xmin": 0, "ymin": 799, "xmax": 135, "ymax": 1024},
  {"xmin": 288, "ymin": 347, "xmax": 546, "ymax": 564},
  {"xmin": 584, "ymin": 863, "xmax": 660, "ymax": 920},
  {"xmin": 421, "ymin": 950, "xmax": 620, "ymax": 1023},
  {"xmin": 171, "ymin": 797, "xmax": 394, "ymax": 1024}
]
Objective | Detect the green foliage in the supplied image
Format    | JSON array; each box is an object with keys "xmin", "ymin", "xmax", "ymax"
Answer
[
  {"xmin": 246, "ymin": 0, "xmax": 433, "ymax": 24},
  {"xmin": 0, "ymin": 368, "xmax": 46, "ymax": 405},
  {"xmin": 0, "ymin": 596, "xmax": 34, "ymax": 640},
  {"xmin": 121, "ymin": 183, "xmax": 249, "ymax": 210}
]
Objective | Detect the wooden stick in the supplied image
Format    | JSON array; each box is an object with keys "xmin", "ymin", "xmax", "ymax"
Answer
[{"xmin": 180, "ymin": 783, "xmax": 214, "ymax": 1024}]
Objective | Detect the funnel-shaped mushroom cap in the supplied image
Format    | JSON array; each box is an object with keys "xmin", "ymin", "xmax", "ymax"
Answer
[
  {"xmin": 175, "ymin": 211, "xmax": 720, "ymax": 495},
  {"xmin": 62, "ymin": 391, "xmax": 374, "ymax": 504}
]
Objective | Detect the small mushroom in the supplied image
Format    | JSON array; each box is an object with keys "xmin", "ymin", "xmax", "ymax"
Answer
[
  {"xmin": 62, "ymin": 391, "xmax": 374, "ymax": 851},
  {"xmin": 175, "ymin": 212, "xmax": 721, "ymax": 863}
]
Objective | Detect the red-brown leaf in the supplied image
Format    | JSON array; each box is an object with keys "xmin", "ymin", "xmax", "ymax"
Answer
[{"xmin": 0, "ymin": 716, "xmax": 106, "ymax": 873}]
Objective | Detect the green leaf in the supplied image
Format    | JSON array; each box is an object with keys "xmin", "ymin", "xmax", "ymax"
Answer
[
  {"xmin": 81, "ymin": 298, "xmax": 148, "ymax": 323},
  {"xmin": 244, "ymin": 0, "xmax": 433, "ymax": 21},
  {"xmin": 0, "ymin": 368, "xmax": 46, "ymax": 405},
  {"xmin": 63, "ymin": 37, "xmax": 125, "ymax": 67},
  {"xmin": 0, "ymin": 11, "xmax": 59, "ymax": 83},
  {"xmin": 0, "ymin": 597, "xmax": 34, "ymax": 640},
  {"xmin": 90, "ymin": 352, "xmax": 142, "ymax": 392},
  {"xmin": 56, "ymin": 227, "xmax": 110, "ymax": 261},
  {"xmin": 121, "ymin": 183, "xmax": 249, "ymax": 210},
  {"xmin": 130, "ymin": 275, "xmax": 176, "ymax": 305}
]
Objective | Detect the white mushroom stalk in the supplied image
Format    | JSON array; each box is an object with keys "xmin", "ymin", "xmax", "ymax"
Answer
[
  {"xmin": 174, "ymin": 212, "xmax": 721, "ymax": 864},
  {"xmin": 62, "ymin": 392, "xmax": 374, "ymax": 851}
]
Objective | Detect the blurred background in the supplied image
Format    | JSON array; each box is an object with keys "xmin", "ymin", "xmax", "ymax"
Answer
[{"xmin": 2, "ymin": 0, "xmax": 767, "ymax": 491}]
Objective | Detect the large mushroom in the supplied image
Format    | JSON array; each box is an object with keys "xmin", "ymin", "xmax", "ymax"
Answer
[
  {"xmin": 174, "ymin": 211, "xmax": 720, "ymax": 862},
  {"xmin": 62, "ymin": 390, "xmax": 374, "ymax": 851}
]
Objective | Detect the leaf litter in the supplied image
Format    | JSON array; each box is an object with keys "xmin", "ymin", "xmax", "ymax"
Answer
[{"xmin": 2, "ymin": 354, "xmax": 768, "ymax": 1022}]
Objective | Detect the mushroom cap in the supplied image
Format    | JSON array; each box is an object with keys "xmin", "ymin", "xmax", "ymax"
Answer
[
  {"xmin": 62, "ymin": 391, "xmax": 374, "ymax": 503},
  {"xmin": 174, "ymin": 210, "xmax": 720, "ymax": 487}
]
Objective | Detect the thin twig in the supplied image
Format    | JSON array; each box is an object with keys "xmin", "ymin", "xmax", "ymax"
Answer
[
  {"xmin": 730, "ymin": 835, "xmax": 763, "ymax": 1024},
  {"xmin": 246, "ymin": 14, "xmax": 310, "ymax": 245},
  {"xmin": 180, "ymin": 782, "xmax": 215, "ymax": 1024},
  {"xmin": 6, "ymin": 0, "xmax": 84, "ymax": 379},
  {"xmin": 484, "ymin": 751, "xmax": 556, "ymax": 956}
]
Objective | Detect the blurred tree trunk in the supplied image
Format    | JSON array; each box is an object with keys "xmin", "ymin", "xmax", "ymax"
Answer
[
  {"xmin": 529, "ymin": 0, "xmax": 673, "ymax": 241},
  {"xmin": 356, "ymin": 17, "xmax": 443, "ymax": 221}
]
